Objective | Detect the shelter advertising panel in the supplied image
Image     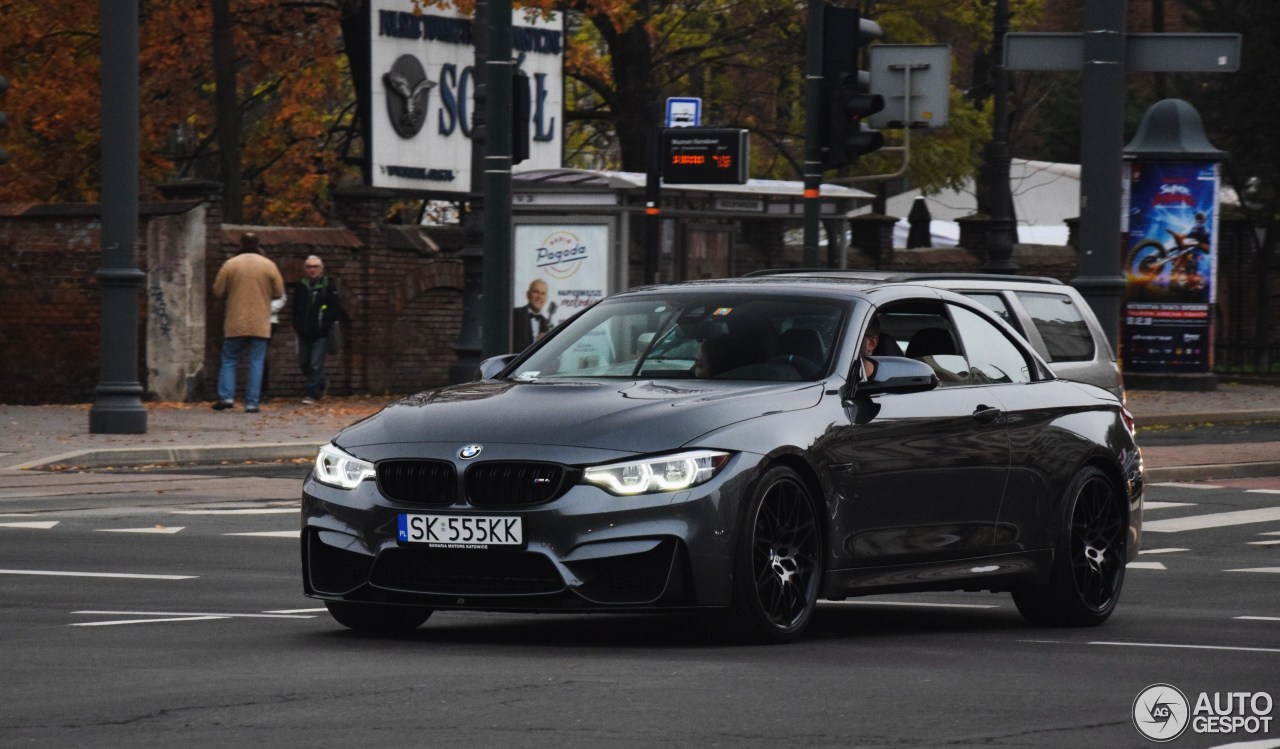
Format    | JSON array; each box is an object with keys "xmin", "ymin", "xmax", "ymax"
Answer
[
  {"xmin": 512, "ymin": 223, "xmax": 611, "ymax": 352},
  {"xmin": 370, "ymin": 1, "xmax": 564, "ymax": 193},
  {"xmin": 1122, "ymin": 161, "xmax": 1219, "ymax": 373}
]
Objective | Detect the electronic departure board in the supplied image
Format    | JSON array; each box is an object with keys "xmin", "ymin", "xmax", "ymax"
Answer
[{"xmin": 661, "ymin": 128, "xmax": 750, "ymax": 185}]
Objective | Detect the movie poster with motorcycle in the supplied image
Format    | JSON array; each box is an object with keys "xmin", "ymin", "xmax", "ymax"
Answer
[{"xmin": 1122, "ymin": 161, "xmax": 1219, "ymax": 373}]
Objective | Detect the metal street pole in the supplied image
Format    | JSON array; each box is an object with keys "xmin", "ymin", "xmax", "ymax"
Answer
[
  {"xmin": 1073, "ymin": 0, "xmax": 1128, "ymax": 354},
  {"xmin": 90, "ymin": 0, "xmax": 147, "ymax": 434},
  {"xmin": 802, "ymin": 0, "xmax": 824, "ymax": 267},
  {"xmin": 481, "ymin": 0, "xmax": 513, "ymax": 357},
  {"xmin": 983, "ymin": 0, "xmax": 1018, "ymax": 272},
  {"xmin": 449, "ymin": 0, "xmax": 489, "ymax": 382}
]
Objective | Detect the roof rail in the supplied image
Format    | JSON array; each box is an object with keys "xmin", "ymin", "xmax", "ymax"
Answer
[{"xmin": 743, "ymin": 269, "xmax": 1063, "ymax": 285}]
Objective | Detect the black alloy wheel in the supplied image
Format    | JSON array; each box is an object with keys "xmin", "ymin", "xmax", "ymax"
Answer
[
  {"xmin": 724, "ymin": 466, "xmax": 822, "ymax": 644},
  {"xmin": 1014, "ymin": 466, "xmax": 1126, "ymax": 627},
  {"xmin": 325, "ymin": 601, "xmax": 434, "ymax": 632}
]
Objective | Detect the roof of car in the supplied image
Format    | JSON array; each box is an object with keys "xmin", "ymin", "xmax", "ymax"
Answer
[{"xmin": 743, "ymin": 269, "xmax": 1067, "ymax": 288}]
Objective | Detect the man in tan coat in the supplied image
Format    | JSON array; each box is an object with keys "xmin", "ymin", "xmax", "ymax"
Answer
[{"xmin": 211, "ymin": 233, "xmax": 285, "ymax": 412}]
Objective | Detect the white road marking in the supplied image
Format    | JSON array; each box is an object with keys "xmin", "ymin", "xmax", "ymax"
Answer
[
  {"xmin": 1143, "ymin": 501, "xmax": 1196, "ymax": 510},
  {"xmin": 1247, "ymin": 489, "xmax": 1280, "ymax": 495},
  {"xmin": 1205, "ymin": 738, "xmax": 1280, "ymax": 749},
  {"xmin": 1025, "ymin": 640, "xmax": 1280, "ymax": 655},
  {"xmin": 1143, "ymin": 507, "xmax": 1280, "ymax": 533},
  {"xmin": 0, "ymin": 521, "xmax": 59, "ymax": 530},
  {"xmin": 223, "ymin": 530, "xmax": 300, "ymax": 538},
  {"xmin": 1227, "ymin": 567, "xmax": 1280, "ymax": 574},
  {"xmin": 72, "ymin": 616, "xmax": 228, "ymax": 627},
  {"xmin": 95, "ymin": 526, "xmax": 185, "ymax": 534},
  {"xmin": 1248, "ymin": 540, "xmax": 1280, "ymax": 546},
  {"xmin": 264, "ymin": 608, "xmax": 327, "ymax": 614},
  {"xmin": 1139, "ymin": 548, "xmax": 1188, "ymax": 555},
  {"xmin": 72, "ymin": 610, "xmax": 316, "ymax": 619},
  {"xmin": 1235, "ymin": 616, "xmax": 1280, "ymax": 622},
  {"xmin": 1262, "ymin": 531, "xmax": 1280, "ymax": 537},
  {"xmin": 1149, "ymin": 483, "xmax": 1221, "ymax": 490},
  {"xmin": 1126, "ymin": 561, "xmax": 1167, "ymax": 570},
  {"xmin": 0, "ymin": 569, "xmax": 195, "ymax": 580},
  {"xmin": 820, "ymin": 600, "xmax": 1000, "ymax": 609},
  {"xmin": 170, "ymin": 508, "xmax": 297, "ymax": 515}
]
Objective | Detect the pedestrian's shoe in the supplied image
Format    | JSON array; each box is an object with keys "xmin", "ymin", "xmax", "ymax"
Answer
[
  {"xmin": 212, "ymin": 400, "xmax": 234, "ymax": 411},
  {"xmin": 301, "ymin": 397, "xmax": 316, "ymax": 405},
  {"xmin": 245, "ymin": 405, "xmax": 260, "ymax": 414}
]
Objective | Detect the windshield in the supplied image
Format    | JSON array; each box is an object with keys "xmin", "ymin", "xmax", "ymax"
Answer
[{"xmin": 511, "ymin": 294, "xmax": 847, "ymax": 382}]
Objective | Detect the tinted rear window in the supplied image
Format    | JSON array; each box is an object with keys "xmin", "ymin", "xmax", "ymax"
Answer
[{"xmin": 1015, "ymin": 291, "xmax": 1094, "ymax": 362}]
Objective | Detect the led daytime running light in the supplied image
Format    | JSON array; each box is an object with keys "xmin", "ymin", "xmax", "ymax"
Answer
[
  {"xmin": 313, "ymin": 443, "xmax": 376, "ymax": 489},
  {"xmin": 582, "ymin": 450, "xmax": 730, "ymax": 495}
]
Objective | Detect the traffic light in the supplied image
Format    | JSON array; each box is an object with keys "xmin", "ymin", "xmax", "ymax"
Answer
[
  {"xmin": 0, "ymin": 74, "xmax": 9, "ymax": 166},
  {"xmin": 820, "ymin": 5, "xmax": 884, "ymax": 169},
  {"xmin": 512, "ymin": 67, "xmax": 531, "ymax": 165}
]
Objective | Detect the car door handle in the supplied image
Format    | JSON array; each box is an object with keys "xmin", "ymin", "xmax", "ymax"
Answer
[{"xmin": 972, "ymin": 404, "xmax": 1002, "ymax": 424}]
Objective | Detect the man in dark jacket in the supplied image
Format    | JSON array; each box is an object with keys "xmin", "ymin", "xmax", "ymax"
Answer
[{"xmin": 292, "ymin": 255, "xmax": 350, "ymax": 404}]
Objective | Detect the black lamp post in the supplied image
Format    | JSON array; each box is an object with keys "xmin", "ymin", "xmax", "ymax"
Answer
[{"xmin": 89, "ymin": 0, "xmax": 147, "ymax": 434}]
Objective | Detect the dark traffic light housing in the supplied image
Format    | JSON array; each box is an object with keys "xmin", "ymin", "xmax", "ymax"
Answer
[
  {"xmin": 820, "ymin": 5, "xmax": 883, "ymax": 169},
  {"xmin": 512, "ymin": 67, "xmax": 531, "ymax": 165}
]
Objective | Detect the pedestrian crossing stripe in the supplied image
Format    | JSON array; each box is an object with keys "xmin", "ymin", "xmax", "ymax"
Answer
[
  {"xmin": 1142, "ymin": 501, "xmax": 1195, "ymax": 510},
  {"xmin": 1143, "ymin": 507, "xmax": 1280, "ymax": 533},
  {"xmin": 1226, "ymin": 568, "xmax": 1280, "ymax": 574},
  {"xmin": 0, "ymin": 521, "xmax": 59, "ymax": 530},
  {"xmin": 1138, "ymin": 548, "xmax": 1188, "ymax": 554},
  {"xmin": 1126, "ymin": 561, "xmax": 1167, "ymax": 570}
]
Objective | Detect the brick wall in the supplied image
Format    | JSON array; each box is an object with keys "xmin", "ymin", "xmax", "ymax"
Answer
[{"xmin": 0, "ymin": 197, "xmax": 465, "ymax": 405}]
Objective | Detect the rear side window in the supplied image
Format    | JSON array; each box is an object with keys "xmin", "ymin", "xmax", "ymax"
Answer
[{"xmin": 1015, "ymin": 291, "xmax": 1094, "ymax": 362}]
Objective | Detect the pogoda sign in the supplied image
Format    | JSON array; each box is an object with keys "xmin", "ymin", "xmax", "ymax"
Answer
[{"xmin": 370, "ymin": 1, "xmax": 564, "ymax": 193}]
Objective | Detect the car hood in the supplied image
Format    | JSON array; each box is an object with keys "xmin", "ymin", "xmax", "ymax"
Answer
[{"xmin": 334, "ymin": 378, "xmax": 824, "ymax": 454}]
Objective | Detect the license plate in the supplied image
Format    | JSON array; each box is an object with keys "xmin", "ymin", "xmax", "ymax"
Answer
[{"xmin": 397, "ymin": 513, "xmax": 523, "ymax": 549}]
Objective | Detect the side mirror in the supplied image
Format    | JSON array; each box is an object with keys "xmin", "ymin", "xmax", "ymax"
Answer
[
  {"xmin": 855, "ymin": 356, "xmax": 939, "ymax": 396},
  {"xmin": 477, "ymin": 354, "xmax": 519, "ymax": 380}
]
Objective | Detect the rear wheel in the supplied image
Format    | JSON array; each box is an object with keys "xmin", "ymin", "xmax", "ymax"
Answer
[
  {"xmin": 722, "ymin": 466, "xmax": 822, "ymax": 644},
  {"xmin": 1013, "ymin": 466, "xmax": 1126, "ymax": 627},
  {"xmin": 325, "ymin": 601, "xmax": 433, "ymax": 632}
]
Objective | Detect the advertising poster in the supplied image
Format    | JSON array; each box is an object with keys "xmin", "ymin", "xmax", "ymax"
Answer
[
  {"xmin": 369, "ymin": 1, "xmax": 564, "ymax": 193},
  {"xmin": 1122, "ymin": 161, "xmax": 1219, "ymax": 373},
  {"xmin": 512, "ymin": 223, "xmax": 611, "ymax": 352}
]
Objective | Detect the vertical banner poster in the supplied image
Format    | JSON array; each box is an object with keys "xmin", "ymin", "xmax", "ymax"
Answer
[
  {"xmin": 512, "ymin": 223, "xmax": 611, "ymax": 352},
  {"xmin": 1121, "ymin": 161, "xmax": 1219, "ymax": 373}
]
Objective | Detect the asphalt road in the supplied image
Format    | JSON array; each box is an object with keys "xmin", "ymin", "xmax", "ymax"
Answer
[{"xmin": 2, "ymin": 473, "xmax": 1278, "ymax": 747}]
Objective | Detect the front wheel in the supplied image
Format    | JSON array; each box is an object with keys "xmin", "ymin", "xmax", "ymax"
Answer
[
  {"xmin": 1013, "ymin": 466, "xmax": 1126, "ymax": 627},
  {"xmin": 721, "ymin": 466, "xmax": 823, "ymax": 644},
  {"xmin": 325, "ymin": 601, "xmax": 433, "ymax": 632},
  {"xmin": 1126, "ymin": 240, "xmax": 1167, "ymax": 283}
]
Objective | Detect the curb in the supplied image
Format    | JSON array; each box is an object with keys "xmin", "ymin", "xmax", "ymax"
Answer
[{"xmin": 10, "ymin": 441, "xmax": 325, "ymax": 472}]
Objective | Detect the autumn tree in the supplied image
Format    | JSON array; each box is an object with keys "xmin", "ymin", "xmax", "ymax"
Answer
[{"xmin": 1, "ymin": 0, "xmax": 360, "ymax": 225}]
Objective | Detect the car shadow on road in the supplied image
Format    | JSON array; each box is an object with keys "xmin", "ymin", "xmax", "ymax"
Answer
[{"xmin": 302, "ymin": 599, "xmax": 1035, "ymax": 650}]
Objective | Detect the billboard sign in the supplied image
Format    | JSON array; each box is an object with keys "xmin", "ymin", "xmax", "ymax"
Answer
[{"xmin": 370, "ymin": 1, "xmax": 564, "ymax": 193}]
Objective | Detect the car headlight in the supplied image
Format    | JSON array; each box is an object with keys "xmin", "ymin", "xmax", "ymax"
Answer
[
  {"xmin": 313, "ymin": 442, "xmax": 376, "ymax": 490},
  {"xmin": 582, "ymin": 450, "xmax": 731, "ymax": 495}
]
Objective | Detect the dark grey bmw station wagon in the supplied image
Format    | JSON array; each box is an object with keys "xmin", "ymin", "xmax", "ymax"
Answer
[{"xmin": 302, "ymin": 275, "xmax": 1144, "ymax": 643}]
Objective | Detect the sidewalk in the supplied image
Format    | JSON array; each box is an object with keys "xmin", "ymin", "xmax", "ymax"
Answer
[{"xmin": 3, "ymin": 384, "xmax": 1280, "ymax": 483}]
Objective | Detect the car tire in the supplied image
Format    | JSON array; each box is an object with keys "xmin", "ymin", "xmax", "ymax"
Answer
[
  {"xmin": 325, "ymin": 601, "xmax": 433, "ymax": 632},
  {"xmin": 721, "ymin": 466, "xmax": 822, "ymax": 644},
  {"xmin": 1013, "ymin": 466, "xmax": 1126, "ymax": 627}
]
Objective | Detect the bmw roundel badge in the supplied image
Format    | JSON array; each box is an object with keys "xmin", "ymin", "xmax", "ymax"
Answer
[{"xmin": 458, "ymin": 444, "xmax": 483, "ymax": 460}]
